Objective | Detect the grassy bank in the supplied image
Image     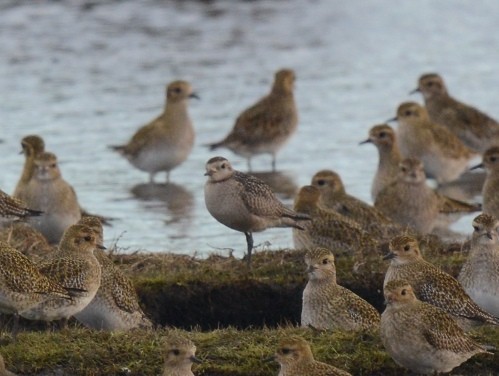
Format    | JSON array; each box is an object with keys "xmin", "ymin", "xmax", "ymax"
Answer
[{"xmin": 1, "ymin": 240, "xmax": 497, "ymax": 375}]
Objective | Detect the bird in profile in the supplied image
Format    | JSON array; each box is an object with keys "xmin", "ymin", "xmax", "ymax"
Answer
[
  {"xmin": 389, "ymin": 101, "xmax": 475, "ymax": 184},
  {"xmin": 459, "ymin": 214, "xmax": 499, "ymax": 316},
  {"xmin": 162, "ymin": 335, "xmax": 201, "ymax": 376},
  {"xmin": 360, "ymin": 124, "xmax": 402, "ymax": 201},
  {"xmin": 381, "ymin": 279, "xmax": 491, "ymax": 374},
  {"xmin": 269, "ymin": 335, "xmax": 352, "ymax": 376},
  {"xmin": 13, "ymin": 134, "xmax": 45, "ymax": 202},
  {"xmin": 73, "ymin": 216, "xmax": 152, "ymax": 331},
  {"xmin": 207, "ymin": 69, "xmax": 298, "ymax": 171},
  {"xmin": 20, "ymin": 224, "xmax": 103, "ymax": 324},
  {"xmin": 384, "ymin": 235, "xmax": 499, "ymax": 328},
  {"xmin": 411, "ymin": 72, "xmax": 499, "ymax": 152},
  {"xmin": 471, "ymin": 146, "xmax": 499, "ymax": 219},
  {"xmin": 204, "ymin": 156, "xmax": 309, "ymax": 267},
  {"xmin": 293, "ymin": 185, "xmax": 378, "ymax": 256},
  {"xmin": 0, "ymin": 189, "xmax": 42, "ymax": 223},
  {"xmin": 301, "ymin": 248, "xmax": 380, "ymax": 331},
  {"xmin": 311, "ymin": 169, "xmax": 400, "ymax": 239},
  {"xmin": 110, "ymin": 80, "xmax": 198, "ymax": 183}
]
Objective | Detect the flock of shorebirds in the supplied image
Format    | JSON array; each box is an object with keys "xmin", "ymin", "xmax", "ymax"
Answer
[{"xmin": 1, "ymin": 69, "xmax": 499, "ymax": 375}]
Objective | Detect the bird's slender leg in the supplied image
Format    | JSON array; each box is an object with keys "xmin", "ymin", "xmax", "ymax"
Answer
[
  {"xmin": 11, "ymin": 313, "xmax": 19, "ymax": 341},
  {"xmin": 244, "ymin": 231, "xmax": 253, "ymax": 268},
  {"xmin": 271, "ymin": 153, "xmax": 276, "ymax": 172},
  {"xmin": 247, "ymin": 158, "xmax": 252, "ymax": 172},
  {"xmin": 166, "ymin": 171, "xmax": 170, "ymax": 184}
]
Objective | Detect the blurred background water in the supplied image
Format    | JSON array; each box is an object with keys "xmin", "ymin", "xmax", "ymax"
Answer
[{"xmin": 1, "ymin": 0, "xmax": 498, "ymax": 256}]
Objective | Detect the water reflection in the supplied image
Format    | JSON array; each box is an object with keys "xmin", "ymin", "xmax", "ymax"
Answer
[
  {"xmin": 249, "ymin": 171, "xmax": 298, "ymax": 199},
  {"xmin": 130, "ymin": 182, "xmax": 195, "ymax": 227}
]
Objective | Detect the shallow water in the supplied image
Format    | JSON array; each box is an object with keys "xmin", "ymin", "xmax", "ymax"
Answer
[{"xmin": 1, "ymin": 0, "xmax": 498, "ymax": 256}]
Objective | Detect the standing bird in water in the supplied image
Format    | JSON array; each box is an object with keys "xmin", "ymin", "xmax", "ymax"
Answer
[
  {"xmin": 110, "ymin": 80, "xmax": 198, "ymax": 183},
  {"xmin": 204, "ymin": 156, "xmax": 309, "ymax": 267},
  {"xmin": 207, "ymin": 69, "xmax": 298, "ymax": 171}
]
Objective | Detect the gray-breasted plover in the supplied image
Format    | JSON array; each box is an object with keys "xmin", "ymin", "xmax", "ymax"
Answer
[
  {"xmin": 21, "ymin": 224, "xmax": 102, "ymax": 323},
  {"xmin": 163, "ymin": 335, "xmax": 201, "ymax": 376},
  {"xmin": 270, "ymin": 336, "xmax": 352, "ymax": 376},
  {"xmin": 390, "ymin": 101, "xmax": 475, "ymax": 183},
  {"xmin": 471, "ymin": 146, "xmax": 499, "ymax": 218},
  {"xmin": 110, "ymin": 80, "xmax": 198, "ymax": 183},
  {"xmin": 207, "ymin": 69, "xmax": 298, "ymax": 171},
  {"xmin": 301, "ymin": 248, "xmax": 379, "ymax": 331},
  {"xmin": 74, "ymin": 216, "xmax": 152, "ymax": 331},
  {"xmin": 360, "ymin": 124, "xmax": 402, "ymax": 201},
  {"xmin": 204, "ymin": 156, "xmax": 309, "ymax": 267},
  {"xmin": 412, "ymin": 73, "xmax": 499, "ymax": 153},
  {"xmin": 383, "ymin": 235, "xmax": 499, "ymax": 327},
  {"xmin": 381, "ymin": 280, "xmax": 490, "ymax": 374},
  {"xmin": 458, "ymin": 214, "xmax": 499, "ymax": 316}
]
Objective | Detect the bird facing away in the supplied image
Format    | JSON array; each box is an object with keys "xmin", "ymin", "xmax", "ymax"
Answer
[
  {"xmin": 0, "ymin": 189, "xmax": 42, "ymax": 222},
  {"xmin": 110, "ymin": 80, "xmax": 198, "ymax": 183},
  {"xmin": 471, "ymin": 146, "xmax": 499, "ymax": 218},
  {"xmin": 207, "ymin": 69, "xmax": 298, "ymax": 171},
  {"xmin": 204, "ymin": 156, "xmax": 309, "ymax": 267},
  {"xmin": 20, "ymin": 224, "xmax": 103, "ymax": 323},
  {"xmin": 390, "ymin": 101, "xmax": 475, "ymax": 184},
  {"xmin": 360, "ymin": 124, "xmax": 402, "ymax": 201},
  {"xmin": 374, "ymin": 158, "xmax": 480, "ymax": 234},
  {"xmin": 383, "ymin": 235, "xmax": 499, "ymax": 327},
  {"xmin": 13, "ymin": 134, "xmax": 45, "ymax": 202},
  {"xmin": 163, "ymin": 335, "xmax": 201, "ymax": 376},
  {"xmin": 22, "ymin": 151, "xmax": 82, "ymax": 244},
  {"xmin": 301, "ymin": 248, "xmax": 380, "ymax": 331},
  {"xmin": 412, "ymin": 73, "xmax": 499, "ymax": 153},
  {"xmin": 0, "ymin": 241, "xmax": 70, "ymax": 335},
  {"xmin": 293, "ymin": 185, "xmax": 378, "ymax": 256},
  {"xmin": 459, "ymin": 214, "xmax": 499, "ymax": 316},
  {"xmin": 311, "ymin": 169, "xmax": 400, "ymax": 239},
  {"xmin": 73, "ymin": 216, "xmax": 152, "ymax": 331},
  {"xmin": 0, "ymin": 353, "xmax": 17, "ymax": 376},
  {"xmin": 270, "ymin": 335, "xmax": 352, "ymax": 376},
  {"xmin": 381, "ymin": 280, "xmax": 491, "ymax": 375}
]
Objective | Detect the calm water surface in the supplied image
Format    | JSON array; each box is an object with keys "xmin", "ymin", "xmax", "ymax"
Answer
[{"xmin": 1, "ymin": 0, "xmax": 499, "ymax": 256}]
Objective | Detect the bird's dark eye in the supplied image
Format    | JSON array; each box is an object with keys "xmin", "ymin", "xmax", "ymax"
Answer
[
  {"xmin": 401, "ymin": 167, "xmax": 407, "ymax": 173},
  {"xmin": 172, "ymin": 349, "xmax": 180, "ymax": 355},
  {"xmin": 50, "ymin": 163, "xmax": 57, "ymax": 168},
  {"xmin": 317, "ymin": 180, "xmax": 326, "ymax": 186},
  {"xmin": 490, "ymin": 156, "xmax": 497, "ymax": 162},
  {"xmin": 473, "ymin": 225, "xmax": 479, "ymax": 232},
  {"xmin": 221, "ymin": 163, "xmax": 226, "ymax": 169},
  {"xmin": 174, "ymin": 87, "xmax": 181, "ymax": 93},
  {"xmin": 379, "ymin": 132, "xmax": 386, "ymax": 138},
  {"xmin": 84, "ymin": 235, "xmax": 92, "ymax": 242},
  {"xmin": 404, "ymin": 110, "xmax": 412, "ymax": 116},
  {"xmin": 322, "ymin": 258, "xmax": 328, "ymax": 264},
  {"xmin": 281, "ymin": 348, "xmax": 291, "ymax": 355},
  {"xmin": 427, "ymin": 82, "xmax": 433, "ymax": 87},
  {"xmin": 401, "ymin": 289, "xmax": 407, "ymax": 296},
  {"xmin": 404, "ymin": 245, "xmax": 410, "ymax": 251}
]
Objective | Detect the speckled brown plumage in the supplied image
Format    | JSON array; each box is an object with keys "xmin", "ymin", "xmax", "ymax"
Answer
[
  {"xmin": 384, "ymin": 235, "xmax": 499, "ymax": 327},
  {"xmin": 381, "ymin": 280, "xmax": 490, "ymax": 374},
  {"xmin": 207, "ymin": 69, "xmax": 298, "ymax": 171},
  {"xmin": 74, "ymin": 217, "xmax": 152, "ymax": 330},
  {"xmin": 0, "ymin": 241, "xmax": 69, "ymax": 316},
  {"xmin": 459, "ymin": 214, "xmax": 499, "ymax": 316},
  {"xmin": 293, "ymin": 185, "xmax": 379, "ymax": 256},
  {"xmin": 163, "ymin": 335, "xmax": 201, "ymax": 376},
  {"xmin": 413, "ymin": 73, "xmax": 499, "ymax": 153},
  {"xmin": 272, "ymin": 336, "xmax": 352, "ymax": 376},
  {"xmin": 0, "ymin": 223, "xmax": 53, "ymax": 262},
  {"xmin": 311, "ymin": 169, "xmax": 400, "ymax": 239},
  {"xmin": 0, "ymin": 189, "xmax": 42, "ymax": 221},
  {"xmin": 301, "ymin": 248, "xmax": 380, "ymax": 331},
  {"xmin": 20, "ymin": 224, "xmax": 102, "ymax": 322}
]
